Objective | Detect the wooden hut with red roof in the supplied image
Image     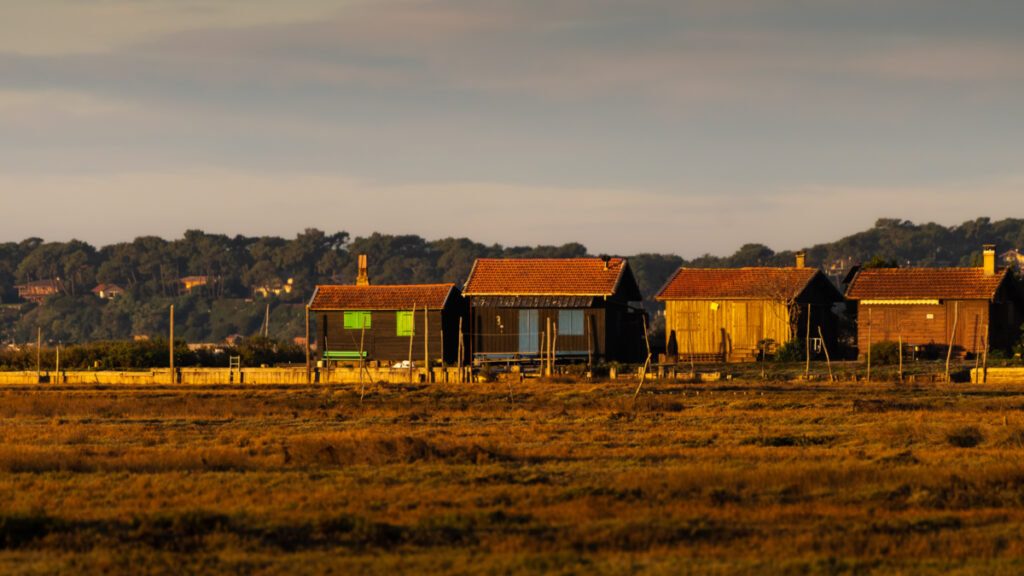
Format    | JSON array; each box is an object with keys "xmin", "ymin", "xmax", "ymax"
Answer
[
  {"xmin": 845, "ymin": 245, "xmax": 1019, "ymax": 358},
  {"xmin": 655, "ymin": 253, "xmax": 844, "ymax": 362},
  {"xmin": 308, "ymin": 257, "xmax": 467, "ymax": 365},
  {"xmin": 461, "ymin": 257, "xmax": 646, "ymax": 363}
]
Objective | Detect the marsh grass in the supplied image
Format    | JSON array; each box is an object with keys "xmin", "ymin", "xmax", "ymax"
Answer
[{"xmin": 1, "ymin": 379, "xmax": 1024, "ymax": 573}]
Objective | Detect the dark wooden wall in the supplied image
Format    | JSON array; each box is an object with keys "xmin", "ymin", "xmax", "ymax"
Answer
[
  {"xmin": 471, "ymin": 306, "xmax": 606, "ymax": 359},
  {"xmin": 856, "ymin": 299, "xmax": 991, "ymax": 357},
  {"xmin": 318, "ymin": 308, "xmax": 464, "ymax": 364}
]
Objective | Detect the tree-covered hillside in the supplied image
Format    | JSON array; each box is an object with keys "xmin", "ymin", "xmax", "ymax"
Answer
[{"xmin": 1, "ymin": 217, "xmax": 1021, "ymax": 345}]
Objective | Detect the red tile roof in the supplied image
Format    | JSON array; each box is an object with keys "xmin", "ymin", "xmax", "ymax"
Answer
[
  {"xmin": 655, "ymin": 268, "xmax": 820, "ymax": 300},
  {"xmin": 462, "ymin": 258, "xmax": 628, "ymax": 296},
  {"xmin": 309, "ymin": 284, "xmax": 455, "ymax": 310},
  {"xmin": 846, "ymin": 268, "xmax": 1007, "ymax": 300}
]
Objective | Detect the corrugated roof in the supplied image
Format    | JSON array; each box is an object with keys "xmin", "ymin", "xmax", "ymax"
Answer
[
  {"xmin": 846, "ymin": 268, "xmax": 1007, "ymax": 300},
  {"xmin": 655, "ymin": 268, "xmax": 820, "ymax": 300},
  {"xmin": 309, "ymin": 284, "xmax": 455, "ymax": 310},
  {"xmin": 462, "ymin": 258, "xmax": 628, "ymax": 296}
]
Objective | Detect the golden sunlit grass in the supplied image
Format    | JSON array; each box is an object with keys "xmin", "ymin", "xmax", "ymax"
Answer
[{"xmin": 2, "ymin": 378, "xmax": 1024, "ymax": 574}]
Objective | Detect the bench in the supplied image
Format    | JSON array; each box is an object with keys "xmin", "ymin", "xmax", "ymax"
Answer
[{"xmin": 323, "ymin": 350, "xmax": 367, "ymax": 360}]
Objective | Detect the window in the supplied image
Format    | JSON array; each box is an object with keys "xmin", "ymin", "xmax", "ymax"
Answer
[
  {"xmin": 558, "ymin": 310, "xmax": 584, "ymax": 336},
  {"xmin": 344, "ymin": 311, "xmax": 371, "ymax": 329},
  {"xmin": 396, "ymin": 311, "xmax": 414, "ymax": 336}
]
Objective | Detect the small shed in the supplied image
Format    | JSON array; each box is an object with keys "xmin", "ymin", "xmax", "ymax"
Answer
[
  {"xmin": 845, "ymin": 245, "xmax": 1019, "ymax": 358},
  {"xmin": 462, "ymin": 258, "xmax": 646, "ymax": 363},
  {"xmin": 308, "ymin": 284, "xmax": 467, "ymax": 365},
  {"xmin": 655, "ymin": 256, "xmax": 844, "ymax": 362}
]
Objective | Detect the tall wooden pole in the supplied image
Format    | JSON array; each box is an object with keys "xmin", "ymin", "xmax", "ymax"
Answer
[
  {"xmin": 305, "ymin": 306, "xmax": 311, "ymax": 384},
  {"xmin": 945, "ymin": 302, "xmax": 959, "ymax": 383},
  {"xmin": 805, "ymin": 303, "xmax": 811, "ymax": 379},
  {"xmin": 359, "ymin": 316, "xmax": 367, "ymax": 403},
  {"xmin": 982, "ymin": 327, "xmax": 989, "ymax": 384},
  {"xmin": 866, "ymin": 307, "xmax": 872, "ymax": 383},
  {"xmin": 818, "ymin": 326, "xmax": 833, "ymax": 382},
  {"xmin": 457, "ymin": 317, "xmax": 464, "ymax": 383},
  {"xmin": 169, "ymin": 305, "xmax": 175, "ymax": 385},
  {"xmin": 36, "ymin": 327, "xmax": 41, "ymax": 380},
  {"xmin": 634, "ymin": 314, "xmax": 653, "ymax": 401},
  {"xmin": 408, "ymin": 304, "xmax": 416, "ymax": 384},
  {"xmin": 546, "ymin": 317, "xmax": 552, "ymax": 376},
  {"xmin": 898, "ymin": 333, "xmax": 904, "ymax": 382},
  {"xmin": 55, "ymin": 341, "xmax": 60, "ymax": 383},
  {"xmin": 424, "ymin": 306, "xmax": 429, "ymax": 380}
]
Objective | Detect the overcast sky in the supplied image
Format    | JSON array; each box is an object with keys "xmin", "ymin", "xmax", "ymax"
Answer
[{"xmin": 2, "ymin": 0, "xmax": 1023, "ymax": 257}]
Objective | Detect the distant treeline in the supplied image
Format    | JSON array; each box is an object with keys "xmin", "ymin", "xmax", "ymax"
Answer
[
  {"xmin": 1, "ymin": 217, "xmax": 1021, "ymax": 345},
  {"xmin": 0, "ymin": 337, "xmax": 303, "ymax": 371}
]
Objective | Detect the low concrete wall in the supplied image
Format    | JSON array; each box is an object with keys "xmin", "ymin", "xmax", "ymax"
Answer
[
  {"xmin": 971, "ymin": 367, "xmax": 1024, "ymax": 384},
  {"xmin": 0, "ymin": 367, "xmax": 473, "ymax": 386}
]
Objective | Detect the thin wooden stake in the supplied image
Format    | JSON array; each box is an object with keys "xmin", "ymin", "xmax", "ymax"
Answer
[
  {"xmin": 898, "ymin": 333, "xmax": 903, "ymax": 382},
  {"xmin": 546, "ymin": 317, "xmax": 552, "ymax": 377},
  {"xmin": 169, "ymin": 305, "xmax": 175, "ymax": 385},
  {"xmin": 818, "ymin": 326, "xmax": 833, "ymax": 382},
  {"xmin": 866, "ymin": 308, "xmax": 872, "ymax": 383},
  {"xmin": 945, "ymin": 302, "xmax": 959, "ymax": 383},
  {"xmin": 457, "ymin": 317, "xmax": 464, "ymax": 384},
  {"xmin": 424, "ymin": 306, "xmax": 429, "ymax": 382},
  {"xmin": 305, "ymin": 306, "xmax": 311, "ymax": 384},
  {"xmin": 634, "ymin": 314, "xmax": 652, "ymax": 401},
  {"xmin": 552, "ymin": 324, "xmax": 558, "ymax": 375},
  {"xmin": 408, "ymin": 304, "xmax": 416, "ymax": 384},
  {"xmin": 55, "ymin": 341, "xmax": 60, "ymax": 383},
  {"xmin": 586, "ymin": 315, "xmax": 592, "ymax": 368},
  {"xmin": 36, "ymin": 327, "xmax": 41, "ymax": 380},
  {"xmin": 359, "ymin": 316, "xmax": 367, "ymax": 403},
  {"xmin": 805, "ymin": 303, "xmax": 811, "ymax": 379},
  {"xmin": 982, "ymin": 327, "xmax": 989, "ymax": 384}
]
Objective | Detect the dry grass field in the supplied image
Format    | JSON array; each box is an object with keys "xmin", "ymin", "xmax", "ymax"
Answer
[{"xmin": 2, "ymin": 374, "xmax": 1024, "ymax": 574}]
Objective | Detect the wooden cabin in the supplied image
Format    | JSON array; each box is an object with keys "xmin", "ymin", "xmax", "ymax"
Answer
[
  {"xmin": 462, "ymin": 258, "xmax": 646, "ymax": 363},
  {"xmin": 655, "ymin": 254, "xmax": 844, "ymax": 362},
  {"xmin": 308, "ymin": 283, "xmax": 468, "ymax": 365},
  {"xmin": 845, "ymin": 245, "xmax": 1019, "ymax": 358}
]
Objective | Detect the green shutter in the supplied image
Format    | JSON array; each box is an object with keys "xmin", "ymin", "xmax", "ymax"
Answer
[
  {"xmin": 396, "ymin": 311, "xmax": 414, "ymax": 336},
  {"xmin": 344, "ymin": 311, "xmax": 371, "ymax": 329}
]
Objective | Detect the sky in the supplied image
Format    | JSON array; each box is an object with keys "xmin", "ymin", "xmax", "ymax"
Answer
[{"xmin": 2, "ymin": 0, "xmax": 1024, "ymax": 258}]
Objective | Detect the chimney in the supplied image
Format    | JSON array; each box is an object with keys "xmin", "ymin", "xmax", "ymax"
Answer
[
  {"xmin": 356, "ymin": 254, "xmax": 370, "ymax": 286},
  {"xmin": 600, "ymin": 255, "xmax": 611, "ymax": 271},
  {"xmin": 983, "ymin": 245, "xmax": 996, "ymax": 276},
  {"xmin": 796, "ymin": 251, "xmax": 806, "ymax": 268}
]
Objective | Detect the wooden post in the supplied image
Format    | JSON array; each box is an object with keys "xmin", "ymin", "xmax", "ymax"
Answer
[
  {"xmin": 818, "ymin": 326, "xmax": 833, "ymax": 382},
  {"xmin": 945, "ymin": 302, "xmax": 959, "ymax": 383},
  {"xmin": 305, "ymin": 306, "xmax": 311, "ymax": 384},
  {"xmin": 424, "ymin": 306, "xmax": 429, "ymax": 381},
  {"xmin": 169, "ymin": 305, "xmax": 175, "ymax": 385},
  {"xmin": 973, "ymin": 333, "xmax": 980, "ymax": 384},
  {"xmin": 634, "ymin": 314, "xmax": 653, "ymax": 401},
  {"xmin": 688, "ymin": 313, "xmax": 695, "ymax": 377},
  {"xmin": 805, "ymin": 303, "xmax": 811, "ymax": 379},
  {"xmin": 36, "ymin": 327, "xmax": 41, "ymax": 380},
  {"xmin": 866, "ymin": 308, "xmax": 871, "ymax": 383},
  {"xmin": 898, "ymin": 333, "xmax": 903, "ymax": 382},
  {"xmin": 55, "ymin": 341, "xmax": 60, "ymax": 383},
  {"xmin": 552, "ymin": 324, "xmax": 558, "ymax": 375},
  {"xmin": 359, "ymin": 316, "xmax": 367, "ymax": 403},
  {"xmin": 982, "ymin": 327, "xmax": 989, "ymax": 383},
  {"xmin": 546, "ymin": 317, "xmax": 552, "ymax": 376},
  {"xmin": 408, "ymin": 304, "xmax": 416, "ymax": 384},
  {"xmin": 457, "ymin": 317, "xmax": 464, "ymax": 383},
  {"xmin": 586, "ymin": 315, "xmax": 592, "ymax": 368}
]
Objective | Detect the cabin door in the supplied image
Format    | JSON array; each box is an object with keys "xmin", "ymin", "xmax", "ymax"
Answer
[{"xmin": 519, "ymin": 310, "xmax": 539, "ymax": 355}]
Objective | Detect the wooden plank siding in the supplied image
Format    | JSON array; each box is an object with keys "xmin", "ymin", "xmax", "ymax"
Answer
[
  {"xmin": 856, "ymin": 300, "xmax": 991, "ymax": 357},
  {"xmin": 319, "ymin": 309, "xmax": 455, "ymax": 364},
  {"xmin": 472, "ymin": 307, "xmax": 605, "ymax": 359},
  {"xmin": 665, "ymin": 299, "xmax": 792, "ymax": 361}
]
